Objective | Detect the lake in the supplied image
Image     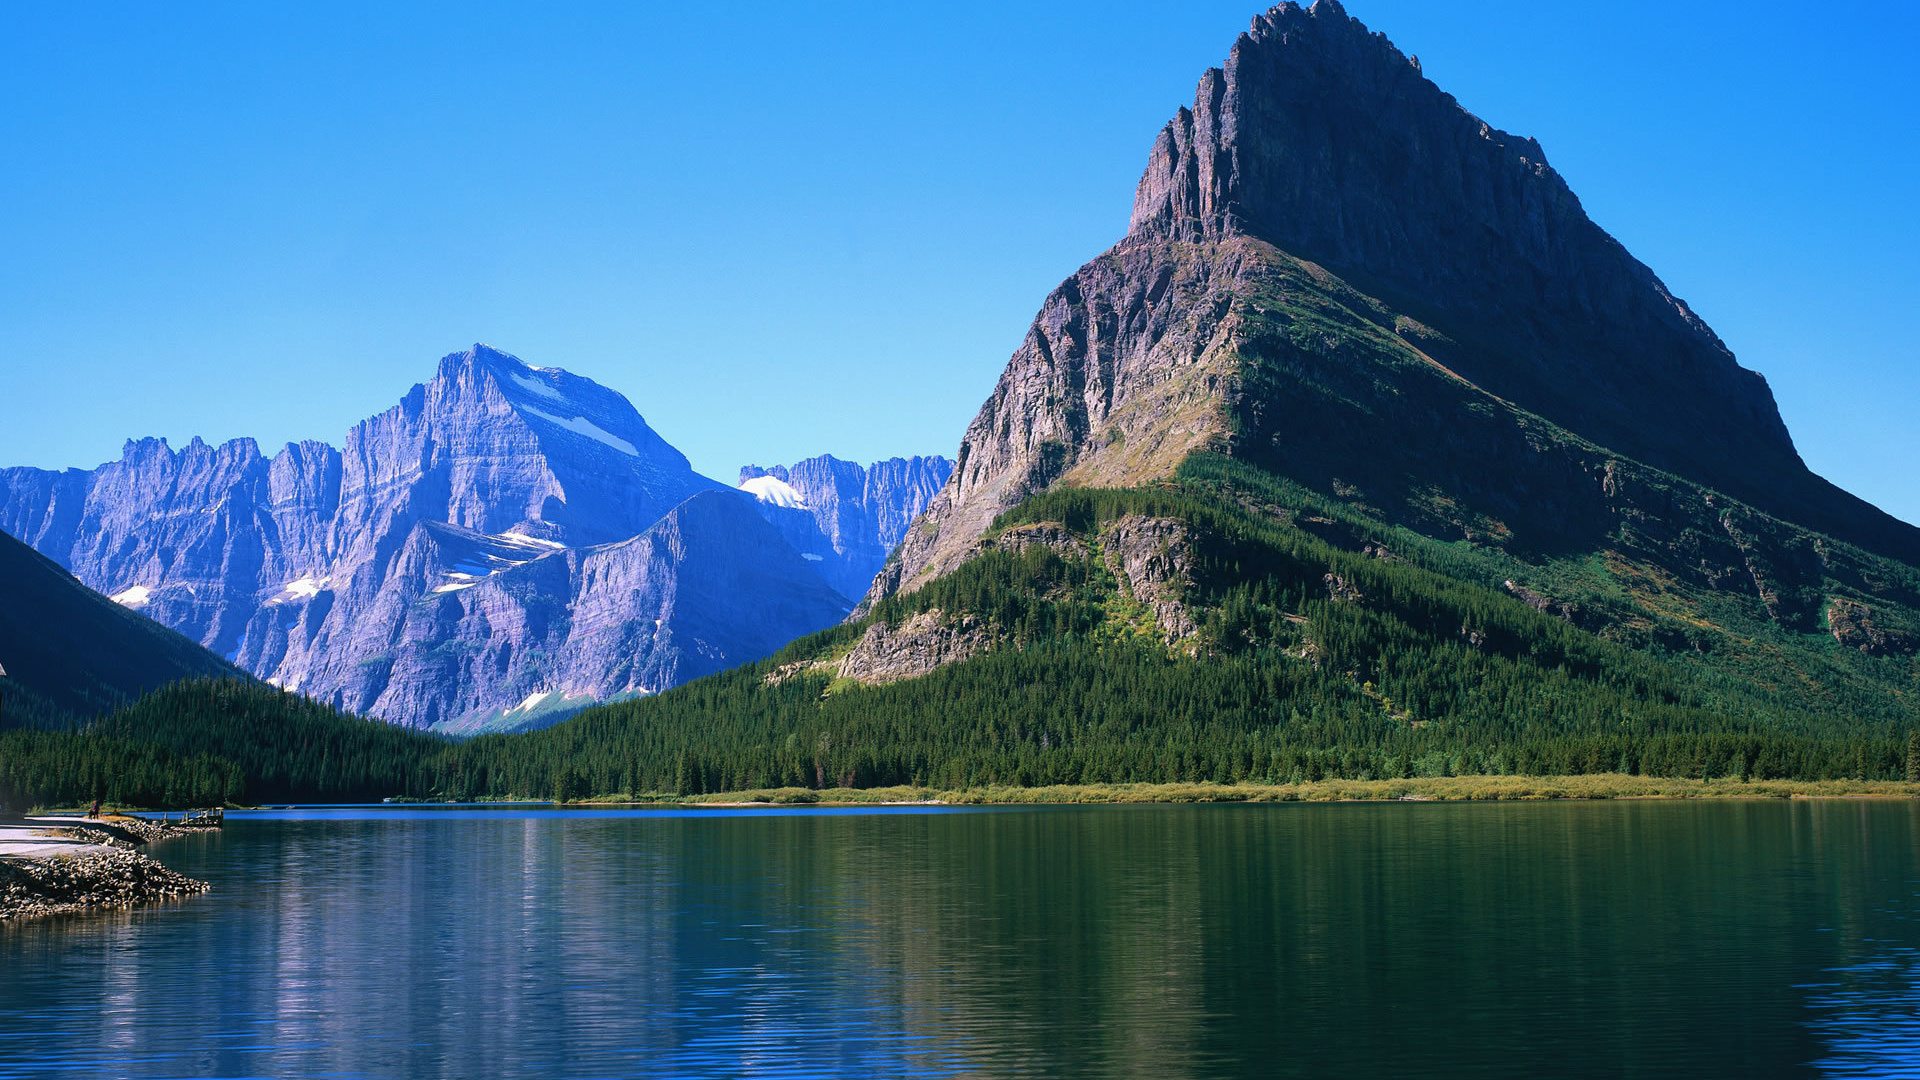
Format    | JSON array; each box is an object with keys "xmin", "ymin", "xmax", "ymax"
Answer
[{"xmin": 2, "ymin": 801, "xmax": 1917, "ymax": 1078}]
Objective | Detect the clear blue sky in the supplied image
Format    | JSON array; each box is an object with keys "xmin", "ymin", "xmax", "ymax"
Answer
[{"xmin": 2, "ymin": 1, "xmax": 1915, "ymax": 523}]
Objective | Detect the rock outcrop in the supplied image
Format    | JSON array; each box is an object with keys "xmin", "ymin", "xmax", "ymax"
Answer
[
  {"xmin": 1323, "ymin": 574, "xmax": 1364, "ymax": 605},
  {"xmin": 1828, "ymin": 599, "xmax": 1916, "ymax": 658},
  {"xmin": 1503, "ymin": 581, "xmax": 1581, "ymax": 625},
  {"xmin": 836, "ymin": 609, "xmax": 994, "ymax": 686},
  {"xmin": 1102, "ymin": 516, "xmax": 1199, "ymax": 643},
  {"xmin": 992, "ymin": 523, "xmax": 1089, "ymax": 560}
]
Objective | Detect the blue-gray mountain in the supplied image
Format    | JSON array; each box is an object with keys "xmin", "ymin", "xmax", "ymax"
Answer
[
  {"xmin": 0, "ymin": 345, "xmax": 943, "ymax": 732},
  {"xmin": 737, "ymin": 455, "xmax": 953, "ymax": 601}
]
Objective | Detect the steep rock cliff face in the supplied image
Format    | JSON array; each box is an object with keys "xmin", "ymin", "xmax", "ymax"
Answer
[
  {"xmin": 1127, "ymin": 0, "xmax": 1800, "ymax": 501},
  {"xmin": 279, "ymin": 492, "xmax": 851, "ymax": 732},
  {"xmin": 0, "ymin": 346, "xmax": 857, "ymax": 729},
  {"xmin": 871, "ymin": 238, "xmax": 1257, "ymax": 598},
  {"xmin": 874, "ymin": 0, "xmax": 1920, "ymax": 617},
  {"xmin": 738, "ymin": 454, "xmax": 952, "ymax": 599}
]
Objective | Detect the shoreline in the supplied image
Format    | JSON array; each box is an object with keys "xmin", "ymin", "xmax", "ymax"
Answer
[
  {"xmin": 111, "ymin": 773, "xmax": 1920, "ymax": 815},
  {"xmin": 0, "ymin": 814, "xmax": 214, "ymax": 922},
  {"xmin": 564, "ymin": 774, "xmax": 1920, "ymax": 808}
]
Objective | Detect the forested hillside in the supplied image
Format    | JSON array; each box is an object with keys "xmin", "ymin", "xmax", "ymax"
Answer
[{"xmin": 0, "ymin": 681, "xmax": 442, "ymax": 809}]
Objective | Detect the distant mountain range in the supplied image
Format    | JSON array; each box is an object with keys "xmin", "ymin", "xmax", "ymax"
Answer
[
  {"xmin": 740, "ymin": 456, "xmax": 953, "ymax": 601},
  {"xmin": 0, "ymin": 344, "xmax": 949, "ymax": 732}
]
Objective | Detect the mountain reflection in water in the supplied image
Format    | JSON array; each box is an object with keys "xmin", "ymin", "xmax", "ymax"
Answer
[{"xmin": 2, "ymin": 800, "xmax": 1916, "ymax": 1079}]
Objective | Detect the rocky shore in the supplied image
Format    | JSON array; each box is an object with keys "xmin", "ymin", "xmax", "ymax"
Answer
[{"xmin": 0, "ymin": 815, "xmax": 213, "ymax": 921}]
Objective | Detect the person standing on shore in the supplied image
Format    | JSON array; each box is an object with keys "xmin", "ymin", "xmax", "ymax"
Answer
[{"xmin": 89, "ymin": 799, "xmax": 100, "ymax": 819}]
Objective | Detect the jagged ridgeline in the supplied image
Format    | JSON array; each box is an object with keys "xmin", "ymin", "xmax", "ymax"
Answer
[{"xmin": 0, "ymin": 342, "xmax": 952, "ymax": 735}]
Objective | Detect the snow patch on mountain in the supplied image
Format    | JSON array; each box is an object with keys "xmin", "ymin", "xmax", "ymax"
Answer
[
  {"xmin": 519, "ymin": 405, "xmax": 641, "ymax": 456},
  {"xmin": 507, "ymin": 371, "xmax": 567, "ymax": 402},
  {"xmin": 110, "ymin": 585, "xmax": 152, "ymax": 608},
  {"xmin": 511, "ymin": 690, "xmax": 552, "ymax": 713},
  {"xmin": 281, "ymin": 574, "xmax": 329, "ymax": 600},
  {"xmin": 741, "ymin": 475, "xmax": 807, "ymax": 509}
]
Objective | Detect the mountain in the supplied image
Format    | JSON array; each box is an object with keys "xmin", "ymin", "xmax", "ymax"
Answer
[
  {"xmin": 442, "ymin": 1, "xmax": 1918, "ymax": 800},
  {"xmin": 0, "ymin": 529, "xmax": 239, "ymax": 730},
  {"xmin": 0, "ymin": 344, "xmax": 866, "ymax": 730},
  {"xmin": 372, "ymin": 493, "xmax": 854, "ymax": 736},
  {"xmin": 875, "ymin": 1, "xmax": 1920, "ymax": 619},
  {"xmin": 737, "ymin": 455, "xmax": 953, "ymax": 599}
]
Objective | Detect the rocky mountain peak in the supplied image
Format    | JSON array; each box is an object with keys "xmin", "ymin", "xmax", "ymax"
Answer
[
  {"xmin": 1124, "ymin": 0, "xmax": 1815, "ymax": 506},
  {"xmin": 426, "ymin": 344, "xmax": 683, "ymax": 461},
  {"xmin": 335, "ymin": 344, "xmax": 719, "ymax": 561},
  {"xmin": 1, "ymin": 343, "xmax": 879, "ymax": 730},
  {"xmin": 872, "ymin": 2, "xmax": 1920, "ymax": 606},
  {"xmin": 440, "ymin": 341, "xmax": 520, "ymax": 370},
  {"xmin": 1130, "ymin": 0, "xmax": 1518, "ymax": 246}
]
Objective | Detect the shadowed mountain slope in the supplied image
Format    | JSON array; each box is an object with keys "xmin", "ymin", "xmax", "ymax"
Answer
[{"xmin": 0, "ymin": 528, "xmax": 239, "ymax": 729}]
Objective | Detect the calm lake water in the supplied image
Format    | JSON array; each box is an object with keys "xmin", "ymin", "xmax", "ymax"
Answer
[{"xmin": 3, "ymin": 801, "xmax": 1918, "ymax": 1079}]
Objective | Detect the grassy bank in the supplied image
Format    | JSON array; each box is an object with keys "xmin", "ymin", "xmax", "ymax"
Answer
[{"xmin": 573, "ymin": 774, "xmax": 1920, "ymax": 807}]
